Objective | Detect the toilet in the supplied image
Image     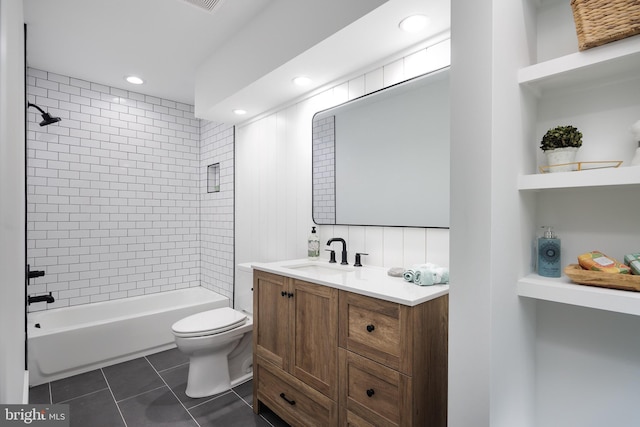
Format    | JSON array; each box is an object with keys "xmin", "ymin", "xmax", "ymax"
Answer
[{"xmin": 171, "ymin": 268, "xmax": 254, "ymax": 398}]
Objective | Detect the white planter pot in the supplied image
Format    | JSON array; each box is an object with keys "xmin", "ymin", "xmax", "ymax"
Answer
[{"xmin": 545, "ymin": 147, "xmax": 579, "ymax": 172}]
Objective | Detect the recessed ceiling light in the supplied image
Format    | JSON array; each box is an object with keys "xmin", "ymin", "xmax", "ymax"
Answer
[
  {"xmin": 125, "ymin": 75, "xmax": 144, "ymax": 85},
  {"xmin": 233, "ymin": 109, "xmax": 247, "ymax": 115},
  {"xmin": 293, "ymin": 76, "xmax": 312, "ymax": 86},
  {"xmin": 399, "ymin": 15, "xmax": 430, "ymax": 33}
]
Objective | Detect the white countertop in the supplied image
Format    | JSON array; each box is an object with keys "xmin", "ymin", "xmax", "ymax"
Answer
[{"xmin": 245, "ymin": 259, "xmax": 449, "ymax": 306}]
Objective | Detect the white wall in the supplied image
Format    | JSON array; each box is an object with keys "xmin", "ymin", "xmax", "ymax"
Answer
[
  {"xmin": 235, "ymin": 41, "xmax": 451, "ymax": 271},
  {"xmin": 450, "ymin": 0, "xmax": 640, "ymax": 426},
  {"xmin": 535, "ymin": 301, "xmax": 640, "ymax": 427},
  {"xmin": 0, "ymin": 0, "xmax": 27, "ymax": 403},
  {"xmin": 531, "ymin": 1, "xmax": 640, "ymax": 425},
  {"xmin": 449, "ymin": 0, "xmax": 537, "ymax": 425}
]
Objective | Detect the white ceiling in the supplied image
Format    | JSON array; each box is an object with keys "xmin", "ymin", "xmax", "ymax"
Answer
[{"xmin": 24, "ymin": 0, "xmax": 450, "ymax": 124}]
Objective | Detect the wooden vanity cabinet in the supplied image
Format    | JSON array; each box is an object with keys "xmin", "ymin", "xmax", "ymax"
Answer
[
  {"xmin": 253, "ymin": 270, "xmax": 448, "ymax": 427},
  {"xmin": 338, "ymin": 291, "xmax": 448, "ymax": 427},
  {"xmin": 253, "ymin": 270, "xmax": 339, "ymax": 426}
]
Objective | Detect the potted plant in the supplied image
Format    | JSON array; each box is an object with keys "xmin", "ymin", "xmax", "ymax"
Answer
[{"xmin": 540, "ymin": 125, "xmax": 583, "ymax": 172}]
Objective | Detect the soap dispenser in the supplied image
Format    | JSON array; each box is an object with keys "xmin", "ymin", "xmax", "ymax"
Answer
[
  {"xmin": 537, "ymin": 226, "xmax": 561, "ymax": 278},
  {"xmin": 308, "ymin": 226, "xmax": 320, "ymax": 260}
]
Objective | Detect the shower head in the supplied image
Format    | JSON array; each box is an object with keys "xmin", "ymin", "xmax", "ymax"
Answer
[
  {"xmin": 27, "ymin": 102, "xmax": 61, "ymax": 126},
  {"xmin": 38, "ymin": 112, "xmax": 62, "ymax": 126}
]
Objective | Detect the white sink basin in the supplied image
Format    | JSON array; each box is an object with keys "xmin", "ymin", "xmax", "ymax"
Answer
[{"xmin": 285, "ymin": 263, "xmax": 354, "ymax": 275}]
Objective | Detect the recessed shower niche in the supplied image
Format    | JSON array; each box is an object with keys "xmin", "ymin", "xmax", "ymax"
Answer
[{"xmin": 207, "ymin": 163, "xmax": 220, "ymax": 193}]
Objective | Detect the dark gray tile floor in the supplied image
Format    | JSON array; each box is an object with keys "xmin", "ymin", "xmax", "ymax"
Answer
[{"xmin": 29, "ymin": 348, "xmax": 289, "ymax": 427}]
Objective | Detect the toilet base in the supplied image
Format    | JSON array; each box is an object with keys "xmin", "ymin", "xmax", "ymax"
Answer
[
  {"xmin": 173, "ymin": 312, "xmax": 253, "ymax": 398},
  {"xmin": 185, "ymin": 346, "xmax": 234, "ymax": 398}
]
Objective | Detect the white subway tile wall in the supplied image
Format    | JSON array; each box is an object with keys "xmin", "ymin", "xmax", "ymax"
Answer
[
  {"xmin": 26, "ymin": 68, "xmax": 234, "ymax": 309},
  {"xmin": 312, "ymin": 115, "xmax": 335, "ymax": 224},
  {"xmin": 200, "ymin": 121, "xmax": 234, "ymax": 301}
]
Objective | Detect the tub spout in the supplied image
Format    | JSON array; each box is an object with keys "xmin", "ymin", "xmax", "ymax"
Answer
[{"xmin": 28, "ymin": 292, "xmax": 55, "ymax": 305}]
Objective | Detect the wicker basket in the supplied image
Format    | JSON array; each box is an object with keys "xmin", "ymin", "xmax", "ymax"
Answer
[{"xmin": 571, "ymin": 0, "xmax": 640, "ymax": 51}]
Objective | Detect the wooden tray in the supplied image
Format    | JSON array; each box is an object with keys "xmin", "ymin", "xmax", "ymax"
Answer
[{"xmin": 564, "ymin": 264, "xmax": 640, "ymax": 292}]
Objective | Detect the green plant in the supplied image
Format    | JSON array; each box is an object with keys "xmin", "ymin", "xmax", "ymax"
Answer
[{"xmin": 540, "ymin": 125, "xmax": 583, "ymax": 151}]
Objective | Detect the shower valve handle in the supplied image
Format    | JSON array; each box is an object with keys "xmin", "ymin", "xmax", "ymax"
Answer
[
  {"xmin": 26, "ymin": 264, "xmax": 45, "ymax": 283},
  {"xmin": 28, "ymin": 270, "xmax": 45, "ymax": 279}
]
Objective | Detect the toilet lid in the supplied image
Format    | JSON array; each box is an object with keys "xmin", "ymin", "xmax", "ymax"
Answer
[{"xmin": 172, "ymin": 307, "xmax": 247, "ymax": 337}]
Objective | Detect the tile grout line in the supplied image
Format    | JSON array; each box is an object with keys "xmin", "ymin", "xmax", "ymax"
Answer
[
  {"xmin": 230, "ymin": 387, "xmax": 253, "ymax": 409},
  {"xmin": 229, "ymin": 386, "xmax": 283, "ymax": 427},
  {"xmin": 114, "ymin": 384, "xmax": 168, "ymax": 403},
  {"xmin": 57, "ymin": 387, "xmax": 109, "ymax": 404},
  {"xmin": 145, "ymin": 355, "xmax": 202, "ymax": 427},
  {"xmin": 156, "ymin": 361, "xmax": 190, "ymax": 374},
  {"xmin": 186, "ymin": 390, "xmax": 232, "ymax": 411},
  {"xmin": 100, "ymin": 368, "xmax": 128, "ymax": 427}
]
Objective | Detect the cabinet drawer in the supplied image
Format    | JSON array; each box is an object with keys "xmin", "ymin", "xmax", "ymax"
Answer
[
  {"xmin": 339, "ymin": 291, "xmax": 410, "ymax": 371},
  {"xmin": 345, "ymin": 410, "xmax": 377, "ymax": 427},
  {"xmin": 256, "ymin": 358, "xmax": 337, "ymax": 427},
  {"xmin": 339, "ymin": 349, "xmax": 411, "ymax": 427}
]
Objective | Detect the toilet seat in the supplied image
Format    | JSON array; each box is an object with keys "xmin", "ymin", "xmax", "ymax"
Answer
[{"xmin": 172, "ymin": 307, "xmax": 247, "ymax": 338}]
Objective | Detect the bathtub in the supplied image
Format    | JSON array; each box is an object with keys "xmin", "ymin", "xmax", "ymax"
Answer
[{"xmin": 28, "ymin": 287, "xmax": 229, "ymax": 386}]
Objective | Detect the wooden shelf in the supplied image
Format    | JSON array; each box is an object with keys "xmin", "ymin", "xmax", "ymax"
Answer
[
  {"xmin": 518, "ymin": 35, "xmax": 640, "ymax": 95},
  {"xmin": 518, "ymin": 166, "xmax": 640, "ymax": 191},
  {"xmin": 517, "ymin": 274, "xmax": 640, "ymax": 316}
]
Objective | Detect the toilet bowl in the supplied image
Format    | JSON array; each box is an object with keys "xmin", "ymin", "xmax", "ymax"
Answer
[{"xmin": 171, "ymin": 306, "xmax": 253, "ymax": 398}]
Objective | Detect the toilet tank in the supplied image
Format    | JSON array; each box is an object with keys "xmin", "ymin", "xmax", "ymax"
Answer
[{"xmin": 234, "ymin": 263, "xmax": 254, "ymax": 315}]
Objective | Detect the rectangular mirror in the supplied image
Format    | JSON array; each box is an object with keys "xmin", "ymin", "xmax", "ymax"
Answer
[{"xmin": 312, "ymin": 67, "xmax": 450, "ymax": 228}]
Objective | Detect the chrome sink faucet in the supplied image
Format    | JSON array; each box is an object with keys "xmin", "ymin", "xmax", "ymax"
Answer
[{"xmin": 327, "ymin": 238, "xmax": 348, "ymax": 265}]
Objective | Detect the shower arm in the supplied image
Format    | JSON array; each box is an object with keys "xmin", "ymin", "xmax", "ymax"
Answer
[{"xmin": 27, "ymin": 102, "xmax": 46, "ymax": 115}]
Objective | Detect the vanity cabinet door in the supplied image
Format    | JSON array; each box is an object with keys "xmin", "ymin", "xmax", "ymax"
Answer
[
  {"xmin": 289, "ymin": 279, "xmax": 339, "ymax": 400},
  {"xmin": 254, "ymin": 272, "xmax": 339, "ymax": 400},
  {"xmin": 254, "ymin": 271, "xmax": 290, "ymax": 370}
]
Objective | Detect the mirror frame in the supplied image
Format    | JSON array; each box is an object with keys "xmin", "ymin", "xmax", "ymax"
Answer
[{"xmin": 311, "ymin": 67, "xmax": 450, "ymax": 228}]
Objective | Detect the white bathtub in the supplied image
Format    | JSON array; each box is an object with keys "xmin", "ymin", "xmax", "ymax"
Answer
[{"xmin": 28, "ymin": 287, "xmax": 229, "ymax": 386}]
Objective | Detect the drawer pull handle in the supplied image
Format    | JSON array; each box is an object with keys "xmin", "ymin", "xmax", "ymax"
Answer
[
  {"xmin": 281, "ymin": 291, "xmax": 287, "ymax": 297},
  {"xmin": 287, "ymin": 292, "xmax": 294, "ymax": 298},
  {"xmin": 366, "ymin": 324, "xmax": 375, "ymax": 332},
  {"xmin": 366, "ymin": 388, "xmax": 375, "ymax": 397},
  {"xmin": 280, "ymin": 392, "xmax": 296, "ymax": 406}
]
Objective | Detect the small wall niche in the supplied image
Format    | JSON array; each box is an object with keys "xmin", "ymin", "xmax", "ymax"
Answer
[{"xmin": 207, "ymin": 163, "xmax": 220, "ymax": 193}]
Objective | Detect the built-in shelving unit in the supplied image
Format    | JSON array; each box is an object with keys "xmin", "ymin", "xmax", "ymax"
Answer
[
  {"xmin": 518, "ymin": 166, "xmax": 640, "ymax": 191},
  {"xmin": 518, "ymin": 35, "xmax": 640, "ymax": 95},
  {"xmin": 516, "ymin": 32, "xmax": 640, "ymax": 316},
  {"xmin": 517, "ymin": 274, "xmax": 640, "ymax": 316}
]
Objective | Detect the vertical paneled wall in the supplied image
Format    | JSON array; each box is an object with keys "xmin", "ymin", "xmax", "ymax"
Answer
[
  {"xmin": 236, "ymin": 40, "xmax": 451, "ymax": 269},
  {"xmin": 26, "ymin": 68, "xmax": 202, "ymax": 309},
  {"xmin": 200, "ymin": 121, "xmax": 235, "ymax": 301}
]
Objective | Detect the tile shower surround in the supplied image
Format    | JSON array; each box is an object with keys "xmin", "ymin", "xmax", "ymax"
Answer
[{"xmin": 26, "ymin": 68, "xmax": 234, "ymax": 309}]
